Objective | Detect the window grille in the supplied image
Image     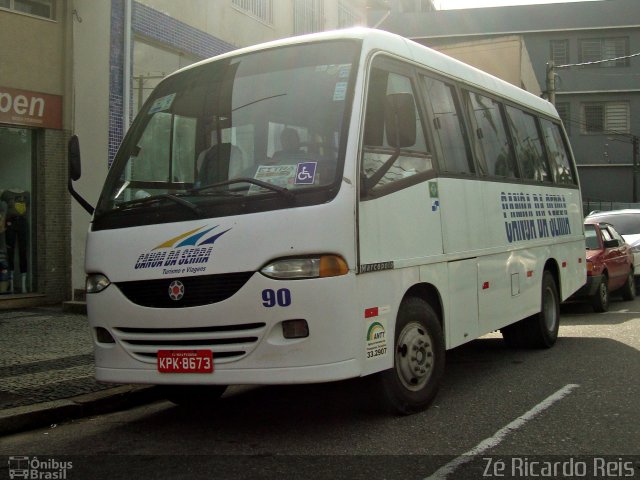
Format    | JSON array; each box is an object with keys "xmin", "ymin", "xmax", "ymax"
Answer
[
  {"xmin": 294, "ymin": 0, "xmax": 324, "ymax": 35},
  {"xmin": 550, "ymin": 40, "xmax": 569, "ymax": 66},
  {"xmin": 338, "ymin": 0, "xmax": 360, "ymax": 28},
  {"xmin": 232, "ymin": 0, "xmax": 273, "ymax": 24},
  {"xmin": 555, "ymin": 103, "xmax": 570, "ymax": 135},
  {"xmin": 581, "ymin": 102, "xmax": 630, "ymax": 134},
  {"xmin": 579, "ymin": 37, "xmax": 629, "ymax": 67}
]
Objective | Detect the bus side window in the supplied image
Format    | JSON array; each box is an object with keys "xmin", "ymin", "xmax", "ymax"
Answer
[
  {"xmin": 361, "ymin": 64, "xmax": 433, "ymax": 192},
  {"xmin": 421, "ymin": 76, "xmax": 474, "ymax": 175},
  {"xmin": 540, "ymin": 119, "xmax": 576, "ymax": 185},
  {"xmin": 505, "ymin": 106, "xmax": 551, "ymax": 183},
  {"xmin": 463, "ymin": 91, "xmax": 518, "ymax": 179}
]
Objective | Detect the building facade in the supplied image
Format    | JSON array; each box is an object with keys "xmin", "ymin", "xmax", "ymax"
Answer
[
  {"xmin": 0, "ymin": 0, "xmax": 366, "ymax": 308},
  {"xmin": 373, "ymin": 0, "xmax": 640, "ymax": 204}
]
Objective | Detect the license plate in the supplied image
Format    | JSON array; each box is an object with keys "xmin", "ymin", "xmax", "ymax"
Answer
[{"xmin": 157, "ymin": 350, "xmax": 213, "ymax": 373}]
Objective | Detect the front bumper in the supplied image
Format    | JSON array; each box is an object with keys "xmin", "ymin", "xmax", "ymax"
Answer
[{"xmin": 87, "ymin": 272, "xmax": 363, "ymax": 385}]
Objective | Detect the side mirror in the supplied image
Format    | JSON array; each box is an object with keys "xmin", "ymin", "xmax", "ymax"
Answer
[
  {"xmin": 385, "ymin": 93, "xmax": 416, "ymax": 149},
  {"xmin": 603, "ymin": 239, "xmax": 619, "ymax": 249},
  {"xmin": 67, "ymin": 134, "xmax": 95, "ymax": 215},
  {"xmin": 68, "ymin": 134, "xmax": 82, "ymax": 181}
]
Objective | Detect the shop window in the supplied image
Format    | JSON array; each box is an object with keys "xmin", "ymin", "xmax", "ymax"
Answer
[{"xmin": 0, "ymin": 127, "xmax": 34, "ymax": 294}]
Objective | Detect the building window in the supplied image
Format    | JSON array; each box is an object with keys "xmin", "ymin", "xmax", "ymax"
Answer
[
  {"xmin": 294, "ymin": 0, "xmax": 324, "ymax": 35},
  {"xmin": 555, "ymin": 102, "xmax": 570, "ymax": 135},
  {"xmin": 0, "ymin": 0, "xmax": 54, "ymax": 19},
  {"xmin": 338, "ymin": 0, "xmax": 360, "ymax": 28},
  {"xmin": 550, "ymin": 40, "xmax": 569, "ymax": 66},
  {"xmin": 232, "ymin": 0, "xmax": 273, "ymax": 24},
  {"xmin": 581, "ymin": 102, "xmax": 630, "ymax": 134},
  {"xmin": 579, "ymin": 37, "xmax": 629, "ymax": 67}
]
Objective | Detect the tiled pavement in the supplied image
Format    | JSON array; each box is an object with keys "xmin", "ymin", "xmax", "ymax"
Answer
[
  {"xmin": 0, "ymin": 306, "xmax": 160, "ymax": 434},
  {"xmin": 0, "ymin": 308, "xmax": 108, "ymax": 409}
]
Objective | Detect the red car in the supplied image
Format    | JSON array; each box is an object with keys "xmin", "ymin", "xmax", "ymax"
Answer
[{"xmin": 573, "ymin": 220, "xmax": 635, "ymax": 312}]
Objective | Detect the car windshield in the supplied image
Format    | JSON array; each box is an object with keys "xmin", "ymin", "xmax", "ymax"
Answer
[
  {"xmin": 584, "ymin": 224, "xmax": 599, "ymax": 249},
  {"xmin": 590, "ymin": 213, "xmax": 640, "ymax": 236},
  {"xmin": 94, "ymin": 40, "xmax": 360, "ymax": 230}
]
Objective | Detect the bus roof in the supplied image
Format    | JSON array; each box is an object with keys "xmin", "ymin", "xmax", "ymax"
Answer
[{"xmin": 171, "ymin": 27, "xmax": 557, "ymax": 119}]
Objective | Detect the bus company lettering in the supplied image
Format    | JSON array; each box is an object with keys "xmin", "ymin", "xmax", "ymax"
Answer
[
  {"xmin": 501, "ymin": 192, "xmax": 571, "ymax": 244},
  {"xmin": 133, "ymin": 225, "xmax": 231, "ymax": 271},
  {"xmin": 135, "ymin": 246, "xmax": 214, "ymax": 269}
]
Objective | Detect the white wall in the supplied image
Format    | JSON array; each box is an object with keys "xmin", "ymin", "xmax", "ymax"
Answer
[{"xmin": 70, "ymin": 0, "xmax": 112, "ymax": 293}]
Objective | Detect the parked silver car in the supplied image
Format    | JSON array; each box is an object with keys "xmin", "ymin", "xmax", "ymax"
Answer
[{"xmin": 586, "ymin": 209, "xmax": 640, "ymax": 276}]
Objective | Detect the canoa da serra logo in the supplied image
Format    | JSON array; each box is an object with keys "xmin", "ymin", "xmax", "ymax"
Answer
[{"xmin": 134, "ymin": 225, "xmax": 230, "ymax": 274}]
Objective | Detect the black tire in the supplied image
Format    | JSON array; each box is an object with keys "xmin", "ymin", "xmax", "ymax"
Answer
[
  {"xmin": 592, "ymin": 275, "xmax": 609, "ymax": 312},
  {"xmin": 372, "ymin": 297, "xmax": 445, "ymax": 415},
  {"xmin": 501, "ymin": 270, "xmax": 560, "ymax": 349},
  {"xmin": 620, "ymin": 271, "xmax": 636, "ymax": 301},
  {"xmin": 161, "ymin": 385, "xmax": 227, "ymax": 407}
]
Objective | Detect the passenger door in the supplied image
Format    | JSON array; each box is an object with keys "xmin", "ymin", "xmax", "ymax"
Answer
[{"xmin": 358, "ymin": 57, "xmax": 442, "ymax": 270}]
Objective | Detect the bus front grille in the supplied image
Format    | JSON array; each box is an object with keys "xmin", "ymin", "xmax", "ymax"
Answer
[
  {"xmin": 112, "ymin": 322, "xmax": 267, "ymax": 364},
  {"xmin": 114, "ymin": 272, "xmax": 254, "ymax": 308}
]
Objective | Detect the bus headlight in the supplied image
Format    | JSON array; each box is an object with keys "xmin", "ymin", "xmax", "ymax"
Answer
[
  {"xmin": 261, "ymin": 255, "xmax": 349, "ymax": 279},
  {"xmin": 86, "ymin": 273, "xmax": 111, "ymax": 293}
]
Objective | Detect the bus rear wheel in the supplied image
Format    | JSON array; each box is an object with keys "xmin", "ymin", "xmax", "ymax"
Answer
[
  {"xmin": 161, "ymin": 385, "xmax": 228, "ymax": 407},
  {"xmin": 501, "ymin": 270, "xmax": 560, "ymax": 348},
  {"xmin": 374, "ymin": 297, "xmax": 444, "ymax": 415}
]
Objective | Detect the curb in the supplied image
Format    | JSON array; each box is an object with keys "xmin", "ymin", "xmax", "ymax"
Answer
[{"xmin": 0, "ymin": 385, "xmax": 164, "ymax": 436}]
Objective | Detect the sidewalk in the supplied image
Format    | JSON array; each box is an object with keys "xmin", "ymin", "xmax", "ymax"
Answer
[{"xmin": 0, "ymin": 306, "xmax": 163, "ymax": 435}]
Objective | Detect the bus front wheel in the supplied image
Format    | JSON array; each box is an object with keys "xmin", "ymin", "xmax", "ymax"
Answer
[{"xmin": 374, "ymin": 297, "xmax": 445, "ymax": 415}]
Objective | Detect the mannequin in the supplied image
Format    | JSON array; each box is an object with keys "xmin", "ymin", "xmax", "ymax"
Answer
[{"xmin": 1, "ymin": 189, "xmax": 29, "ymax": 293}]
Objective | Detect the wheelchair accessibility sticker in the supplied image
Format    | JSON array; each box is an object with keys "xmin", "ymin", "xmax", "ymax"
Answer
[{"xmin": 295, "ymin": 162, "xmax": 317, "ymax": 185}]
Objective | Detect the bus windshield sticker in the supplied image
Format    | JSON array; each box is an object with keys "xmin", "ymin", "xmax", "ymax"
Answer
[
  {"xmin": 294, "ymin": 162, "xmax": 317, "ymax": 185},
  {"xmin": 366, "ymin": 318, "xmax": 388, "ymax": 360},
  {"xmin": 338, "ymin": 65, "xmax": 351, "ymax": 78},
  {"xmin": 148, "ymin": 93, "xmax": 176, "ymax": 115},
  {"xmin": 250, "ymin": 165, "xmax": 296, "ymax": 193},
  {"xmin": 333, "ymin": 82, "xmax": 347, "ymax": 101}
]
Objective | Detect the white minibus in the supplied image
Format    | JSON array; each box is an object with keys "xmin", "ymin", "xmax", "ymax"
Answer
[{"xmin": 69, "ymin": 28, "xmax": 585, "ymax": 414}]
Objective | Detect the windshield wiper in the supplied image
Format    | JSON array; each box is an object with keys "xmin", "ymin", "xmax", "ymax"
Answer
[
  {"xmin": 190, "ymin": 177, "xmax": 295, "ymax": 201},
  {"xmin": 113, "ymin": 193, "xmax": 201, "ymax": 216}
]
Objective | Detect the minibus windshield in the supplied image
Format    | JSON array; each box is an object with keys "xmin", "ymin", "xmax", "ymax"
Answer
[{"xmin": 94, "ymin": 40, "xmax": 360, "ymax": 230}]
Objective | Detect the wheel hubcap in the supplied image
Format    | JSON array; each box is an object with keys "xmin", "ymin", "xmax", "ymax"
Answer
[{"xmin": 395, "ymin": 322, "xmax": 434, "ymax": 391}]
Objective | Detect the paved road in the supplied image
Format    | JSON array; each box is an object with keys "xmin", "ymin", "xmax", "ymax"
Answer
[{"xmin": 1, "ymin": 298, "xmax": 639, "ymax": 480}]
